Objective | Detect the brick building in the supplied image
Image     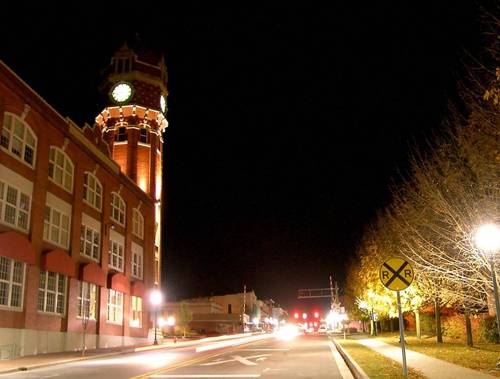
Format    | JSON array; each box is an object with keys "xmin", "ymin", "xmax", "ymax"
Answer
[{"xmin": 0, "ymin": 44, "xmax": 167, "ymax": 357}]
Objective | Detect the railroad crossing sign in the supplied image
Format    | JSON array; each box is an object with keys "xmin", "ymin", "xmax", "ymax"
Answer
[{"xmin": 379, "ymin": 257, "xmax": 414, "ymax": 291}]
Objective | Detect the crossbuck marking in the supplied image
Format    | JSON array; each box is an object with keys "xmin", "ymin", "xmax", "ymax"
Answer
[
  {"xmin": 382, "ymin": 261, "xmax": 410, "ymax": 286},
  {"xmin": 200, "ymin": 354, "xmax": 271, "ymax": 366}
]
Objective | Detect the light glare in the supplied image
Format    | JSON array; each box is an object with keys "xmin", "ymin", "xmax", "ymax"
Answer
[{"xmin": 475, "ymin": 224, "xmax": 500, "ymax": 253}]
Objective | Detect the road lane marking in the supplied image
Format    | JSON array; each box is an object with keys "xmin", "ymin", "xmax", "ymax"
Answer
[
  {"xmin": 231, "ymin": 355, "xmax": 257, "ymax": 366},
  {"xmin": 238, "ymin": 349, "xmax": 289, "ymax": 351},
  {"xmin": 130, "ymin": 337, "xmax": 272, "ymax": 379},
  {"xmin": 150, "ymin": 376, "xmax": 260, "ymax": 378},
  {"xmin": 329, "ymin": 341, "xmax": 354, "ymax": 379},
  {"xmin": 200, "ymin": 354, "xmax": 270, "ymax": 366}
]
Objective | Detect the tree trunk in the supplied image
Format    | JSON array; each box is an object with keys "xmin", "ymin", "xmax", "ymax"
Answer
[
  {"xmin": 465, "ymin": 309, "xmax": 473, "ymax": 347},
  {"xmin": 435, "ymin": 299, "xmax": 443, "ymax": 343},
  {"xmin": 389, "ymin": 318, "xmax": 394, "ymax": 332},
  {"xmin": 415, "ymin": 309, "xmax": 421, "ymax": 339}
]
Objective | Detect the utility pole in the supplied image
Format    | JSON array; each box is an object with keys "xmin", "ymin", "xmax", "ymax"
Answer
[{"xmin": 242, "ymin": 284, "xmax": 246, "ymax": 331}]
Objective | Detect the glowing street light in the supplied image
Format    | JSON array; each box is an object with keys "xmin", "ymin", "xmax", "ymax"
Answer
[
  {"xmin": 167, "ymin": 315, "xmax": 176, "ymax": 326},
  {"xmin": 475, "ymin": 223, "xmax": 500, "ymax": 367},
  {"xmin": 150, "ymin": 289, "xmax": 163, "ymax": 345},
  {"xmin": 475, "ymin": 224, "xmax": 500, "ymax": 253}
]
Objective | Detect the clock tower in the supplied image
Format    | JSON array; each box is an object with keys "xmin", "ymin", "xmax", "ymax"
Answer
[{"xmin": 95, "ymin": 42, "xmax": 168, "ymax": 286}]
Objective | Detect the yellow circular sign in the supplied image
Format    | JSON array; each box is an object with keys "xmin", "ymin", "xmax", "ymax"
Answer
[{"xmin": 379, "ymin": 257, "xmax": 414, "ymax": 291}]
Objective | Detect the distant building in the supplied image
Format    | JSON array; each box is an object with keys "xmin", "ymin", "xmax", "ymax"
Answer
[
  {"xmin": 162, "ymin": 292, "xmax": 289, "ymax": 335},
  {"xmin": 0, "ymin": 44, "xmax": 167, "ymax": 357}
]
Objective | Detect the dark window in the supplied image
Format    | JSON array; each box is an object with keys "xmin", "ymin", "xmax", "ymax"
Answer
[
  {"xmin": 139, "ymin": 129, "xmax": 149, "ymax": 143},
  {"xmin": 115, "ymin": 127, "xmax": 127, "ymax": 142},
  {"xmin": 228, "ymin": 304, "xmax": 232, "ymax": 314}
]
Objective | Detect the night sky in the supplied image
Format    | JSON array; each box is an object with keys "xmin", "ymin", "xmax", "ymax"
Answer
[{"xmin": 1, "ymin": 3, "xmax": 486, "ymax": 309}]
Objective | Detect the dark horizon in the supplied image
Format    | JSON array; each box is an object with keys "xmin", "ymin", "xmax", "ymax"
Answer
[{"xmin": 0, "ymin": 3, "xmax": 486, "ymax": 310}]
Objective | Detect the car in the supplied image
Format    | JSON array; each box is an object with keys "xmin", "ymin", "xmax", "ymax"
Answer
[{"xmin": 318, "ymin": 326, "xmax": 327, "ymax": 334}]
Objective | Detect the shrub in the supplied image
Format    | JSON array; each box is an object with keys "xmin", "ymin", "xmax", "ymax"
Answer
[
  {"xmin": 442, "ymin": 315, "xmax": 465, "ymax": 340},
  {"xmin": 478, "ymin": 315, "xmax": 499, "ymax": 343},
  {"xmin": 420, "ymin": 313, "xmax": 435, "ymax": 334}
]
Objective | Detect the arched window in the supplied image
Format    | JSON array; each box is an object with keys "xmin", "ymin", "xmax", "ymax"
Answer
[
  {"xmin": 1, "ymin": 113, "xmax": 37, "ymax": 167},
  {"xmin": 48, "ymin": 147, "xmax": 74, "ymax": 192},
  {"xmin": 83, "ymin": 172, "xmax": 102, "ymax": 210},
  {"xmin": 110, "ymin": 192, "xmax": 125, "ymax": 226},
  {"xmin": 132, "ymin": 208, "xmax": 144, "ymax": 239}
]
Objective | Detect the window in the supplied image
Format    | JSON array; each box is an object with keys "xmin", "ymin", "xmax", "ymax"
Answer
[
  {"xmin": 110, "ymin": 193, "xmax": 125, "ymax": 226},
  {"xmin": 132, "ymin": 209, "xmax": 144, "ymax": 239},
  {"xmin": 0, "ymin": 180, "xmax": 31, "ymax": 231},
  {"xmin": 131, "ymin": 243, "xmax": 143, "ymax": 279},
  {"xmin": 1, "ymin": 113, "xmax": 37, "ymax": 167},
  {"xmin": 77, "ymin": 281, "xmax": 97, "ymax": 320},
  {"xmin": 83, "ymin": 172, "xmax": 102, "ymax": 210},
  {"xmin": 107, "ymin": 289, "xmax": 123, "ymax": 324},
  {"xmin": 130, "ymin": 296, "xmax": 142, "ymax": 327},
  {"xmin": 154, "ymin": 247, "xmax": 160, "ymax": 286},
  {"xmin": 37, "ymin": 270, "xmax": 66, "ymax": 315},
  {"xmin": 115, "ymin": 127, "xmax": 127, "ymax": 142},
  {"xmin": 43, "ymin": 205, "xmax": 70, "ymax": 249},
  {"xmin": 80, "ymin": 224, "xmax": 100, "ymax": 261},
  {"xmin": 139, "ymin": 129, "xmax": 149, "ymax": 144},
  {"xmin": 48, "ymin": 147, "xmax": 74, "ymax": 192},
  {"xmin": 0, "ymin": 256, "xmax": 25, "ymax": 309},
  {"xmin": 108, "ymin": 238, "xmax": 124, "ymax": 271}
]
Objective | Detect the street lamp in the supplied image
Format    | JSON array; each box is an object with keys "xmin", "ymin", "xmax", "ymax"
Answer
[
  {"xmin": 150, "ymin": 289, "xmax": 163, "ymax": 345},
  {"xmin": 475, "ymin": 223, "xmax": 500, "ymax": 360}
]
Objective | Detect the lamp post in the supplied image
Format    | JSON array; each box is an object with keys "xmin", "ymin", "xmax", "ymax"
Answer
[
  {"xmin": 475, "ymin": 223, "xmax": 500, "ymax": 365},
  {"xmin": 150, "ymin": 289, "xmax": 163, "ymax": 345}
]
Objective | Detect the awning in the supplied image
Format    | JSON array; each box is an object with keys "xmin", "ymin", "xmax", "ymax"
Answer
[
  {"xmin": 0, "ymin": 231, "xmax": 36, "ymax": 264},
  {"xmin": 79, "ymin": 262, "xmax": 106, "ymax": 287},
  {"xmin": 109, "ymin": 273, "xmax": 130, "ymax": 294},
  {"xmin": 40, "ymin": 249, "xmax": 76, "ymax": 277},
  {"xmin": 130, "ymin": 280, "xmax": 145, "ymax": 298}
]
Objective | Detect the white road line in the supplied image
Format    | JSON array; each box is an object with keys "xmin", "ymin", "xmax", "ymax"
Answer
[
  {"xmin": 329, "ymin": 341, "xmax": 354, "ymax": 379},
  {"xmin": 200, "ymin": 354, "xmax": 271, "ymax": 366},
  {"xmin": 230, "ymin": 355, "xmax": 257, "ymax": 366},
  {"xmin": 150, "ymin": 375, "xmax": 260, "ymax": 378},
  {"xmin": 238, "ymin": 348, "xmax": 289, "ymax": 351}
]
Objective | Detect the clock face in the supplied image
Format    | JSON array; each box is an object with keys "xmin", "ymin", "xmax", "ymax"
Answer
[
  {"xmin": 160, "ymin": 95, "xmax": 167, "ymax": 113},
  {"xmin": 110, "ymin": 82, "xmax": 133, "ymax": 103}
]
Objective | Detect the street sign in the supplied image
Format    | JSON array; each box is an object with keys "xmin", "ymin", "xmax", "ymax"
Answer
[
  {"xmin": 379, "ymin": 257, "xmax": 414, "ymax": 291},
  {"xmin": 379, "ymin": 257, "xmax": 414, "ymax": 378}
]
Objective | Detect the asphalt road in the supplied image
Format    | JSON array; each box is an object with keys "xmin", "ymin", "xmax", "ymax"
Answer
[
  {"xmin": 138, "ymin": 334, "xmax": 348, "ymax": 379},
  {"xmin": 0, "ymin": 334, "xmax": 350, "ymax": 379}
]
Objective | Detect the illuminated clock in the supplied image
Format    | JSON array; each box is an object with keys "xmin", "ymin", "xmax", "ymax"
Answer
[
  {"xmin": 160, "ymin": 94, "xmax": 167, "ymax": 113},
  {"xmin": 110, "ymin": 82, "xmax": 134, "ymax": 104}
]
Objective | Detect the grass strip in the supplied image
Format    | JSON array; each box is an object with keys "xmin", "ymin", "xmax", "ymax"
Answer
[
  {"xmin": 337, "ymin": 338, "xmax": 425, "ymax": 379},
  {"xmin": 376, "ymin": 333, "xmax": 500, "ymax": 377}
]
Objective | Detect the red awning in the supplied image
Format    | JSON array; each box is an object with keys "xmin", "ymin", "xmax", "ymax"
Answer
[
  {"xmin": 0, "ymin": 231, "xmax": 36, "ymax": 264},
  {"xmin": 109, "ymin": 273, "xmax": 130, "ymax": 294},
  {"xmin": 130, "ymin": 281, "xmax": 146, "ymax": 298},
  {"xmin": 40, "ymin": 249, "xmax": 76, "ymax": 277},
  {"xmin": 79, "ymin": 262, "xmax": 106, "ymax": 287}
]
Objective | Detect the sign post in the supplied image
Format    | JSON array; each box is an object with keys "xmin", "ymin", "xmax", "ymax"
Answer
[{"xmin": 380, "ymin": 257, "xmax": 414, "ymax": 378}]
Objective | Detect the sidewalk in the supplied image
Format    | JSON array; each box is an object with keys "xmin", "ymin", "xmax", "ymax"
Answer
[
  {"xmin": 0, "ymin": 338, "xmax": 192, "ymax": 375},
  {"xmin": 355, "ymin": 338, "xmax": 497, "ymax": 379}
]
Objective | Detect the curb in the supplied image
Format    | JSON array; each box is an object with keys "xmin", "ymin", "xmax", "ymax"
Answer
[{"xmin": 332, "ymin": 338, "xmax": 370, "ymax": 379}]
